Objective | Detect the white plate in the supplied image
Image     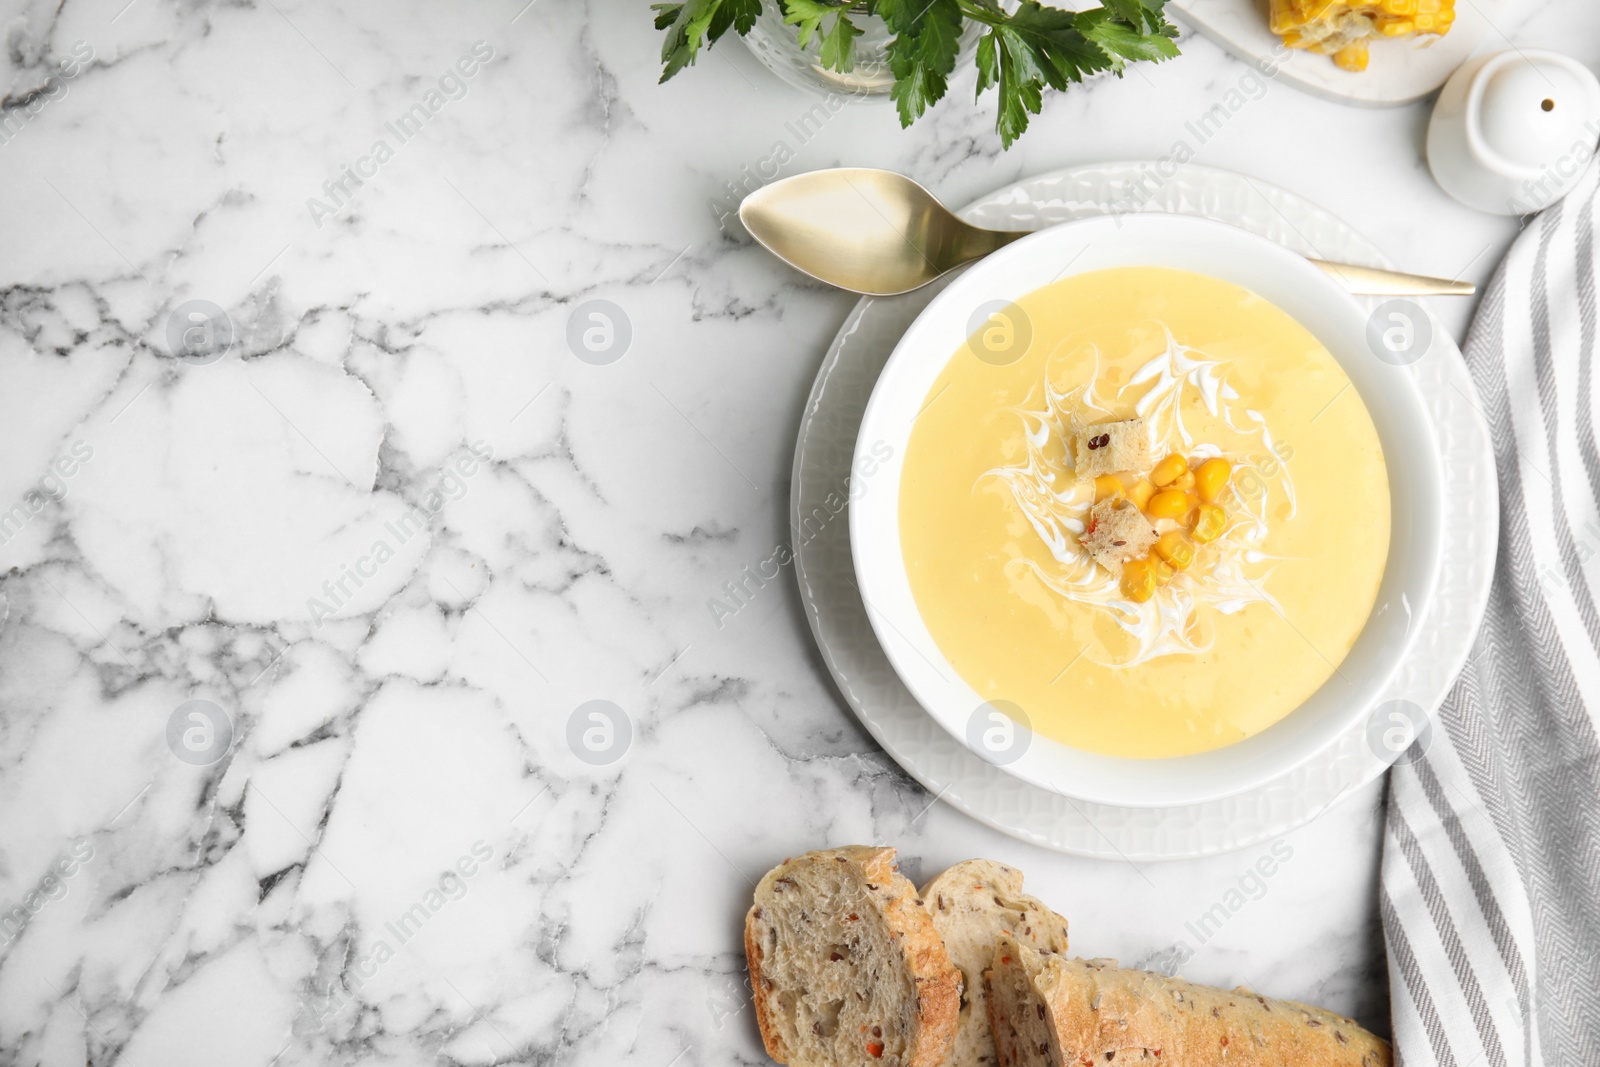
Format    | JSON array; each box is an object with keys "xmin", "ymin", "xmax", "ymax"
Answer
[
  {"xmin": 1170, "ymin": 0, "xmax": 1505, "ymax": 107},
  {"xmin": 850, "ymin": 213, "xmax": 1445, "ymax": 809},
  {"xmin": 791, "ymin": 162, "xmax": 1496, "ymax": 859}
]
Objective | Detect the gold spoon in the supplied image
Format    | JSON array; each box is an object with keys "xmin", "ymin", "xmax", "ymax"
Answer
[{"xmin": 738, "ymin": 168, "xmax": 1476, "ymax": 298}]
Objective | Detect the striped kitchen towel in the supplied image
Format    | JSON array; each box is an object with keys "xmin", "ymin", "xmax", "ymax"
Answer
[{"xmin": 1381, "ymin": 160, "xmax": 1600, "ymax": 1067}]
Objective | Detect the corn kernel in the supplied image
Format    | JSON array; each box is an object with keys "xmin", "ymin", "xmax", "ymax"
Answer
[
  {"xmin": 1169, "ymin": 469, "xmax": 1195, "ymax": 492},
  {"xmin": 1150, "ymin": 454, "xmax": 1188, "ymax": 487},
  {"xmin": 1191, "ymin": 503, "xmax": 1227, "ymax": 543},
  {"xmin": 1127, "ymin": 478, "xmax": 1155, "ymax": 511},
  {"xmin": 1334, "ymin": 41, "xmax": 1369, "ymax": 72},
  {"xmin": 1195, "ymin": 458, "xmax": 1232, "ymax": 503},
  {"xmin": 1155, "ymin": 531, "xmax": 1195, "ymax": 570},
  {"xmin": 1148, "ymin": 553, "xmax": 1176, "ymax": 585},
  {"xmin": 1147, "ymin": 490, "xmax": 1190, "ymax": 520},
  {"xmin": 1121, "ymin": 559, "xmax": 1156, "ymax": 603},
  {"xmin": 1094, "ymin": 474, "xmax": 1123, "ymax": 503}
]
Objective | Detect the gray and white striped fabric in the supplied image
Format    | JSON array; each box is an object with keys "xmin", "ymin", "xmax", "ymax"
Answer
[{"xmin": 1382, "ymin": 161, "xmax": 1600, "ymax": 1067}]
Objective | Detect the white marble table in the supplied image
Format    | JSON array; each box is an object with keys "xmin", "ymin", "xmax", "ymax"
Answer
[{"xmin": 0, "ymin": 2, "xmax": 1596, "ymax": 1064}]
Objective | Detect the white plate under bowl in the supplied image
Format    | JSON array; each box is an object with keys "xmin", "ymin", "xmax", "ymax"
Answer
[
  {"xmin": 850, "ymin": 213, "xmax": 1445, "ymax": 809},
  {"xmin": 792, "ymin": 162, "xmax": 1496, "ymax": 858}
]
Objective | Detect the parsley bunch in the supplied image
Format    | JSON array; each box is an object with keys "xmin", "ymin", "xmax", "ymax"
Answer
[{"xmin": 653, "ymin": 0, "xmax": 1180, "ymax": 147}]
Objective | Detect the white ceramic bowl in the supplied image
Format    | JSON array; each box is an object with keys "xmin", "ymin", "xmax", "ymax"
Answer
[{"xmin": 849, "ymin": 213, "xmax": 1444, "ymax": 808}]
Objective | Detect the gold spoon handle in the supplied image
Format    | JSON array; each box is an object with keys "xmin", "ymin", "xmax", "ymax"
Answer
[
  {"xmin": 1307, "ymin": 258, "xmax": 1476, "ymax": 297},
  {"xmin": 959, "ymin": 240, "xmax": 1475, "ymax": 298}
]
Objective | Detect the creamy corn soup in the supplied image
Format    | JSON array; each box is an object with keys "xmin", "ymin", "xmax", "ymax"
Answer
[{"xmin": 899, "ymin": 266, "xmax": 1390, "ymax": 759}]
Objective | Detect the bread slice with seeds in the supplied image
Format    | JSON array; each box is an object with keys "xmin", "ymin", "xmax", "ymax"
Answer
[
  {"xmin": 1073, "ymin": 419, "xmax": 1150, "ymax": 477},
  {"xmin": 746, "ymin": 847, "xmax": 962, "ymax": 1067},
  {"xmin": 920, "ymin": 861, "xmax": 1070, "ymax": 1067},
  {"xmin": 985, "ymin": 939, "xmax": 1391, "ymax": 1067}
]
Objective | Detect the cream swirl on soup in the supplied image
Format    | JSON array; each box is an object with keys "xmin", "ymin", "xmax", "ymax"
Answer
[{"xmin": 982, "ymin": 327, "xmax": 1297, "ymax": 668}]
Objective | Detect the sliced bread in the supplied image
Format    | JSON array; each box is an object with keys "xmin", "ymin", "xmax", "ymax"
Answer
[
  {"xmin": 746, "ymin": 847, "xmax": 962, "ymax": 1067},
  {"xmin": 920, "ymin": 861, "xmax": 1071, "ymax": 1067},
  {"xmin": 985, "ymin": 939, "xmax": 1391, "ymax": 1067}
]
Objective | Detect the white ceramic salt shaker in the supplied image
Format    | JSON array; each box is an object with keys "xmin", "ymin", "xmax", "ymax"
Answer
[{"xmin": 1427, "ymin": 49, "xmax": 1600, "ymax": 216}]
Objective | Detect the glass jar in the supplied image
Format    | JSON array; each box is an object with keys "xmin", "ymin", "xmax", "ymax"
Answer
[{"xmin": 742, "ymin": 3, "xmax": 981, "ymax": 100}]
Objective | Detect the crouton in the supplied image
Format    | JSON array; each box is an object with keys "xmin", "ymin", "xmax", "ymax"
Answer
[
  {"xmin": 1072, "ymin": 418, "xmax": 1150, "ymax": 477},
  {"xmin": 1080, "ymin": 497, "xmax": 1157, "ymax": 572}
]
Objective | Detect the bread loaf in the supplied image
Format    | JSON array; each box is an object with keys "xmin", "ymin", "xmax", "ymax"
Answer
[
  {"xmin": 984, "ymin": 938, "xmax": 1390, "ymax": 1067},
  {"xmin": 746, "ymin": 847, "xmax": 962, "ymax": 1067}
]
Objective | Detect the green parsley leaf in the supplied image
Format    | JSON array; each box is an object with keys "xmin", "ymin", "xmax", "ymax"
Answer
[
  {"xmin": 1097, "ymin": 0, "xmax": 1173, "ymax": 33},
  {"xmin": 992, "ymin": 32, "xmax": 1043, "ymax": 146},
  {"xmin": 975, "ymin": 28, "xmax": 999, "ymax": 94},
  {"xmin": 819, "ymin": 8, "xmax": 863, "ymax": 70},
  {"xmin": 782, "ymin": 0, "xmax": 863, "ymax": 72},
  {"xmin": 652, "ymin": 0, "xmax": 1181, "ymax": 148},
  {"xmin": 881, "ymin": 0, "xmax": 965, "ymax": 126},
  {"xmin": 997, "ymin": 1, "xmax": 1116, "ymax": 91},
  {"xmin": 654, "ymin": 0, "xmax": 762, "ymax": 83},
  {"xmin": 710, "ymin": 0, "xmax": 762, "ymax": 40},
  {"xmin": 970, "ymin": 0, "xmax": 1177, "ymax": 146},
  {"xmin": 1078, "ymin": 8, "xmax": 1179, "ymax": 64}
]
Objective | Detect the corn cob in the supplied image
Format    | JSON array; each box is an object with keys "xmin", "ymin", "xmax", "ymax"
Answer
[{"xmin": 1270, "ymin": 0, "xmax": 1456, "ymax": 72}]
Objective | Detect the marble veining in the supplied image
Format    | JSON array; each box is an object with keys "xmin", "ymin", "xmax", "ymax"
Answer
[{"xmin": 0, "ymin": 1, "xmax": 1594, "ymax": 1064}]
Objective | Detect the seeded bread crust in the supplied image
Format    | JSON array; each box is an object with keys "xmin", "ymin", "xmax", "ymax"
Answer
[
  {"xmin": 984, "ymin": 940, "xmax": 1391, "ymax": 1067},
  {"xmin": 1073, "ymin": 419, "xmax": 1151, "ymax": 478},
  {"xmin": 920, "ymin": 861, "xmax": 1070, "ymax": 1067},
  {"xmin": 746, "ymin": 847, "xmax": 962, "ymax": 1067}
]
